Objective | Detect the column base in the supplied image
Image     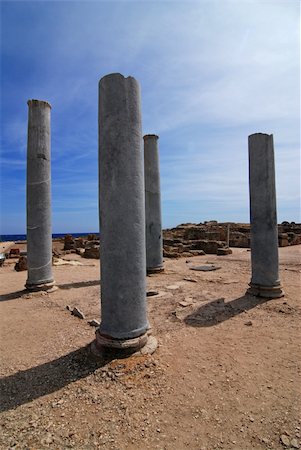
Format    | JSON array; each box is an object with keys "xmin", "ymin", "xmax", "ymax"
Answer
[
  {"xmin": 147, "ymin": 265, "xmax": 164, "ymax": 275},
  {"xmin": 247, "ymin": 283, "xmax": 284, "ymax": 299},
  {"xmin": 90, "ymin": 329, "xmax": 158, "ymax": 359},
  {"xmin": 25, "ymin": 280, "xmax": 57, "ymax": 292}
]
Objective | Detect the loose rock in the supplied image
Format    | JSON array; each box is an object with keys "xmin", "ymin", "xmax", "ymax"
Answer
[
  {"xmin": 190, "ymin": 265, "xmax": 221, "ymax": 272},
  {"xmin": 14, "ymin": 256, "xmax": 27, "ymax": 272},
  {"xmin": 72, "ymin": 307, "xmax": 85, "ymax": 320},
  {"xmin": 291, "ymin": 438, "xmax": 300, "ymax": 449},
  {"xmin": 88, "ymin": 319, "xmax": 100, "ymax": 327},
  {"xmin": 183, "ymin": 277, "xmax": 197, "ymax": 283},
  {"xmin": 280, "ymin": 434, "xmax": 290, "ymax": 447},
  {"xmin": 178, "ymin": 300, "xmax": 193, "ymax": 307},
  {"xmin": 147, "ymin": 291, "xmax": 159, "ymax": 297},
  {"xmin": 217, "ymin": 247, "xmax": 232, "ymax": 255}
]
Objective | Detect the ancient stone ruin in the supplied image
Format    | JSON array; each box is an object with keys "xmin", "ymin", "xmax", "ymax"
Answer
[
  {"xmin": 63, "ymin": 234, "xmax": 100, "ymax": 259},
  {"xmin": 20, "ymin": 74, "xmax": 298, "ymax": 354},
  {"xmin": 247, "ymin": 133, "xmax": 284, "ymax": 298},
  {"xmin": 163, "ymin": 221, "xmax": 301, "ymax": 258},
  {"xmin": 92, "ymin": 73, "xmax": 157, "ymax": 356},
  {"xmin": 144, "ymin": 134, "xmax": 164, "ymax": 273},
  {"xmin": 25, "ymin": 99, "xmax": 55, "ymax": 291}
]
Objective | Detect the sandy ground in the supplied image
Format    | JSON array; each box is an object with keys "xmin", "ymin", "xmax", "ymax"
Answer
[{"xmin": 0, "ymin": 245, "xmax": 300, "ymax": 450}]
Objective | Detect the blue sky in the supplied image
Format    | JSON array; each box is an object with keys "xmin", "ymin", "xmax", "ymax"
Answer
[{"xmin": 0, "ymin": 0, "xmax": 300, "ymax": 234}]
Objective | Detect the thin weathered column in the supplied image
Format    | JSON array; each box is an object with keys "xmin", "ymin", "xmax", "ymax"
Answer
[
  {"xmin": 93, "ymin": 73, "xmax": 156, "ymax": 354},
  {"xmin": 25, "ymin": 100, "xmax": 55, "ymax": 291},
  {"xmin": 226, "ymin": 224, "xmax": 230, "ymax": 248},
  {"xmin": 247, "ymin": 133, "xmax": 283, "ymax": 298},
  {"xmin": 144, "ymin": 134, "xmax": 164, "ymax": 274}
]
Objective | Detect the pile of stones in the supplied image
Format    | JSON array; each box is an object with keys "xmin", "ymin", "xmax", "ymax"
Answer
[
  {"xmin": 63, "ymin": 234, "xmax": 100, "ymax": 259},
  {"xmin": 163, "ymin": 223, "xmax": 232, "ymax": 258},
  {"xmin": 278, "ymin": 222, "xmax": 301, "ymax": 246}
]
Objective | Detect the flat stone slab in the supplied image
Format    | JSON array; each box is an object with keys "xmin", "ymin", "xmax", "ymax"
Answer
[
  {"xmin": 147, "ymin": 290, "xmax": 171, "ymax": 299},
  {"xmin": 183, "ymin": 277, "xmax": 198, "ymax": 283},
  {"xmin": 166, "ymin": 284, "xmax": 180, "ymax": 290},
  {"xmin": 147, "ymin": 290, "xmax": 159, "ymax": 297},
  {"xmin": 190, "ymin": 265, "xmax": 221, "ymax": 272},
  {"xmin": 53, "ymin": 258, "xmax": 95, "ymax": 267},
  {"xmin": 178, "ymin": 299, "xmax": 193, "ymax": 307}
]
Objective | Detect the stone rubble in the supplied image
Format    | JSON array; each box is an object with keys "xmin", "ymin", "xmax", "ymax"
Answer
[{"xmin": 162, "ymin": 221, "xmax": 301, "ymax": 259}]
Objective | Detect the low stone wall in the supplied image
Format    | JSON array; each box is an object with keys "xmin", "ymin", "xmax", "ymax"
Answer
[{"xmin": 162, "ymin": 221, "xmax": 300, "ymax": 258}]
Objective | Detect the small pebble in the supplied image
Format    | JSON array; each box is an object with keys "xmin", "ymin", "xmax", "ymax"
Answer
[
  {"xmin": 44, "ymin": 434, "xmax": 53, "ymax": 444},
  {"xmin": 183, "ymin": 277, "xmax": 197, "ymax": 283},
  {"xmin": 291, "ymin": 438, "xmax": 300, "ymax": 449},
  {"xmin": 88, "ymin": 319, "xmax": 100, "ymax": 327},
  {"xmin": 179, "ymin": 300, "xmax": 193, "ymax": 307},
  {"xmin": 280, "ymin": 434, "xmax": 290, "ymax": 447}
]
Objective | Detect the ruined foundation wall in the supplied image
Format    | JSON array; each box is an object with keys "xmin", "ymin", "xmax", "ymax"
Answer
[{"xmin": 162, "ymin": 222, "xmax": 301, "ymax": 258}]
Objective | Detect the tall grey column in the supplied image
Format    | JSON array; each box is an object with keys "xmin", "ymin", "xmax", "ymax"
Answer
[
  {"xmin": 144, "ymin": 134, "xmax": 164, "ymax": 274},
  {"xmin": 247, "ymin": 133, "xmax": 283, "ymax": 298},
  {"xmin": 25, "ymin": 100, "xmax": 55, "ymax": 291},
  {"xmin": 94, "ymin": 73, "xmax": 153, "ymax": 353}
]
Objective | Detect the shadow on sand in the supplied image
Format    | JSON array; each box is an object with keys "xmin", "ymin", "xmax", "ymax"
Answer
[
  {"xmin": 0, "ymin": 290, "xmax": 28, "ymax": 302},
  {"xmin": 58, "ymin": 280, "xmax": 100, "ymax": 290},
  {"xmin": 0, "ymin": 280, "xmax": 100, "ymax": 302},
  {"xmin": 0, "ymin": 344, "xmax": 139, "ymax": 413},
  {"xmin": 184, "ymin": 293, "xmax": 271, "ymax": 327}
]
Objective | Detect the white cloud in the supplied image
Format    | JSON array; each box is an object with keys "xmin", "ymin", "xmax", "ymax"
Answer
[{"xmin": 1, "ymin": 0, "xmax": 299, "ymax": 231}]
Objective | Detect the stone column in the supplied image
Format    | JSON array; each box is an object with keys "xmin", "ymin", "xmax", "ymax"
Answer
[
  {"xmin": 25, "ymin": 100, "xmax": 55, "ymax": 291},
  {"xmin": 226, "ymin": 224, "xmax": 230, "ymax": 248},
  {"xmin": 93, "ymin": 73, "xmax": 156, "ymax": 354},
  {"xmin": 144, "ymin": 134, "xmax": 164, "ymax": 274},
  {"xmin": 247, "ymin": 133, "xmax": 283, "ymax": 298}
]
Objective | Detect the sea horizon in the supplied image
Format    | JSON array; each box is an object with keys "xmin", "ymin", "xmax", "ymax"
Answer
[{"xmin": 0, "ymin": 232, "xmax": 100, "ymax": 242}]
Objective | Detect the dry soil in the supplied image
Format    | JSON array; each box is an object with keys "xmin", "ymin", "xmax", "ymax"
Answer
[{"xmin": 0, "ymin": 245, "xmax": 300, "ymax": 450}]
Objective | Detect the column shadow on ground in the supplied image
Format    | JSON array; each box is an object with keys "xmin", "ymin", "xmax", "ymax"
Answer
[
  {"xmin": 0, "ymin": 344, "xmax": 130, "ymax": 413},
  {"xmin": 184, "ymin": 294, "xmax": 271, "ymax": 327},
  {"xmin": 58, "ymin": 280, "xmax": 100, "ymax": 290},
  {"xmin": 0, "ymin": 280, "xmax": 100, "ymax": 302},
  {"xmin": 0, "ymin": 290, "xmax": 27, "ymax": 302}
]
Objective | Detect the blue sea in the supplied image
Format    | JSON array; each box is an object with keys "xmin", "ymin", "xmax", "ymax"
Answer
[{"xmin": 0, "ymin": 233, "xmax": 99, "ymax": 242}]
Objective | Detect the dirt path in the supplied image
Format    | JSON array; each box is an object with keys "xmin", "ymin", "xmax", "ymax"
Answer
[{"xmin": 0, "ymin": 247, "xmax": 300, "ymax": 450}]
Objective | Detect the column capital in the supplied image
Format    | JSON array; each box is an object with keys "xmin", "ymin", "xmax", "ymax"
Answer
[
  {"xmin": 143, "ymin": 134, "xmax": 159, "ymax": 140},
  {"xmin": 27, "ymin": 99, "xmax": 52, "ymax": 109}
]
